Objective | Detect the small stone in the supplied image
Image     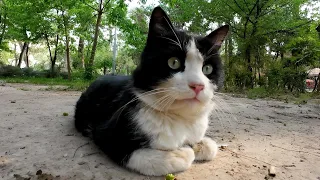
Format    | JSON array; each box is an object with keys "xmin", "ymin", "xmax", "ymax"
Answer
[
  {"xmin": 269, "ymin": 166, "xmax": 276, "ymax": 177},
  {"xmin": 78, "ymin": 161, "xmax": 86, "ymax": 165},
  {"xmin": 10, "ymin": 100, "xmax": 16, "ymax": 103},
  {"xmin": 36, "ymin": 169, "xmax": 42, "ymax": 175},
  {"xmin": 63, "ymin": 154, "xmax": 68, "ymax": 157}
]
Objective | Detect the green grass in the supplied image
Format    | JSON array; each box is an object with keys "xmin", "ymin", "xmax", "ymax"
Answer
[
  {"xmin": 0, "ymin": 77, "xmax": 93, "ymax": 91},
  {"xmin": 246, "ymin": 87, "xmax": 268, "ymax": 99},
  {"xmin": 224, "ymin": 86, "xmax": 320, "ymax": 104},
  {"xmin": 245, "ymin": 87, "xmax": 320, "ymax": 104}
]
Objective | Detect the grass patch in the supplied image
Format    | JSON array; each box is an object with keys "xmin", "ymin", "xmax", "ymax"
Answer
[
  {"xmin": 18, "ymin": 87, "xmax": 31, "ymax": 91},
  {"xmin": 246, "ymin": 87, "xmax": 269, "ymax": 99},
  {"xmin": 225, "ymin": 86, "xmax": 320, "ymax": 104},
  {"xmin": 0, "ymin": 77, "xmax": 93, "ymax": 91}
]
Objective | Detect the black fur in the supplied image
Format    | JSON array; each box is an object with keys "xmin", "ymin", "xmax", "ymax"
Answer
[
  {"xmin": 74, "ymin": 6, "xmax": 228, "ymax": 167},
  {"xmin": 75, "ymin": 75, "xmax": 150, "ymax": 164}
]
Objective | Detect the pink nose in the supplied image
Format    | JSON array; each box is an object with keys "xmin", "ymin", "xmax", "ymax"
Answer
[{"xmin": 189, "ymin": 83, "xmax": 204, "ymax": 95}]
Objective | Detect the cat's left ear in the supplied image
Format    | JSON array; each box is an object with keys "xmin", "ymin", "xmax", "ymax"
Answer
[
  {"xmin": 148, "ymin": 6, "xmax": 174, "ymax": 37},
  {"xmin": 206, "ymin": 25, "xmax": 230, "ymax": 49}
]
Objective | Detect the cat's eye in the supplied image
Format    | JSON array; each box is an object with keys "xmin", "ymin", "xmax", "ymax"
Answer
[
  {"xmin": 202, "ymin": 64, "xmax": 213, "ymax": 75},
  {"xmin": 168, "ymin": 57, "xmax": 181, "ymax": 69}
]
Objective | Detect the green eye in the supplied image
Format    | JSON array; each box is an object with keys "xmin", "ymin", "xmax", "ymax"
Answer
[
  {"xmin": 168, "ymin": 57, "xmax": 181, "ymax": 69},
  {"xmin": 202, "ymin": 64, "xmax": 213, "ymax": 75}
]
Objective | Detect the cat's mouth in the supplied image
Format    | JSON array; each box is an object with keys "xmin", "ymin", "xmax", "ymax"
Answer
[
  {"xmin": 175, "ymin": 96, "xmax": 204, "ymax": 105},
  {"xmin": 182, "ymin": 97, "xmax": 201, "ymax": 103}
]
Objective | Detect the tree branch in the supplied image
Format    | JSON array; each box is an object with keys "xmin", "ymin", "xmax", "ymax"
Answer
[
  {"xmin": 233, "ymin": 0, "xmax": 247, "ymax": 14},
  {"xmin": 102, "ymin": 0, "xmax": 111, "ymax": 13},
  {"xmin": 259, "ymin": 2, "xmax": 291, "ymax": 19},
  {"xmin": 242, "ymin": 0, "xmax": 251, "ymax": 11},
  {"xmin": 262, "ymin": 20, "xmax": 313, "ymax": 35},
  {"xmin": 82, "ymin": 0, "xmax": 97, "ymax": 11}
]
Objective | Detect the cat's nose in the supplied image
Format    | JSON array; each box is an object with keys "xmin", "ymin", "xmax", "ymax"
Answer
[{"xmin": 189, "ymin": 83, "xmax": 204, "ymax": 95}]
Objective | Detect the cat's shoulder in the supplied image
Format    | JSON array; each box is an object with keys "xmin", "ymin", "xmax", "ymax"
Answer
[{"xmin": 82, "ymin": 75, "xmax": 133, "ymax": 97}]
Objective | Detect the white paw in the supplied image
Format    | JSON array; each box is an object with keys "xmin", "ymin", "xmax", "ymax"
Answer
[
  {"xmin": 192, "ymin": 137, "xmax": 218, "ymax": 161},
  {"xmin": 126, "ymin": 147, "xmax": 195, "ymax": 176},
  {"xmin": 167, "ymin": 147, "xmax": 195, "ymax": 172}
]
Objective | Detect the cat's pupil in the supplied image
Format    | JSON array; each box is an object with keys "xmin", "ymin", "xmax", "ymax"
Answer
[
  {"xmin": 168, "ymin": 57, "xmax": 181, "ymax": 69},
  {"xmin": 203, "ymin": 64, "xmax": 213, "ymax": 75}
]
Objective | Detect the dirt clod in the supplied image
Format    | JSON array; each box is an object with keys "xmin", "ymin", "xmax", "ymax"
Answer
[{"xmin": 268, "ymin": 166, "xmax": 276, "ymax": 177}]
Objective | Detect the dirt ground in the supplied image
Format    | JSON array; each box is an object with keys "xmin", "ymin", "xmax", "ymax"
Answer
[{"xmin": 0, "ymin": 83, "xmax": 319, "ymax": 180}]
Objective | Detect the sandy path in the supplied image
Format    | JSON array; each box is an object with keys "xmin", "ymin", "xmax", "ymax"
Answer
[{"xmin": 0, "ymin": 83, "xmax": 319, "ymax": 180}]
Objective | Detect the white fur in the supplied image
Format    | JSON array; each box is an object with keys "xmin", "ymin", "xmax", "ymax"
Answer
[
  {"xmin": 193, "ymin": 137, "xmax": 218, "ymax": 161},
  {"xmin": 127, "ymin": 147, "xmax": 195, "ymax": 176},
  {"xmin": 127, "ymin": 39, "xmax": 218, "ymax": 176}
]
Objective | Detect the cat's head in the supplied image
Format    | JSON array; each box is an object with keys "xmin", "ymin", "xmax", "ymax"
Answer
[{"xmin": 133, "ymin": 6, "xmax": 229, "ymax": 114}]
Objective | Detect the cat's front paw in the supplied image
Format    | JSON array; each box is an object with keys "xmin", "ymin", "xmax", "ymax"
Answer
[{"xmin": 192, "ymin": 137, "xmax": 218, "ymax": 161}]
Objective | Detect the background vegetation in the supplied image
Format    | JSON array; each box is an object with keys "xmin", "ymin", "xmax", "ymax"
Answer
[{"xmin": 0, "ymin": 0, "xmax": 319, "ymax": 99}]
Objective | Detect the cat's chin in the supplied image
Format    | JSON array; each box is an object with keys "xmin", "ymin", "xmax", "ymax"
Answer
[
  {"xmin": 180, "ymin": 97, "xmax": 202, "ymax": 104},
  {"xmin": 169, "ymin": 97, "xmax": 209, "ymax": 111}
]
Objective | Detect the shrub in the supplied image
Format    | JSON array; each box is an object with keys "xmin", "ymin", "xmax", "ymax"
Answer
[
  {"xmin": 247, "ymin": 87, "xmax": 268, "ymax": 99},
  {"xmin": 0, "ymin": 65, "xmax": 23, "ymax": 77}
]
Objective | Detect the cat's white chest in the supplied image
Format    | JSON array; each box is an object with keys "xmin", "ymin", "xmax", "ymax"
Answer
[{"xmin": 134, "ymin": 108, "xmax": 209, "ymax": 150}]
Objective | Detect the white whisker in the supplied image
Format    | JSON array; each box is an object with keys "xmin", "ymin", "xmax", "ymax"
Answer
[
  {"xmin": 111, "ymin": 88, "xmax": 174, "ymax": 122},
  {"xmin": 158, "ymin": 36, "xmax": 181, "ymax": 48},
  {"xmin": 163, "ymin": 16, "xmax": 182, "ymax": 50},
  {"xmin": 205, "ymin": 53, "xmax": 219, "ymax": 60}
]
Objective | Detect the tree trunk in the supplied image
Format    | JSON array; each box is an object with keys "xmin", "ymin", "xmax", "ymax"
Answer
[
  {"xmin": 62, "ymin": 12, "xmax": 71, "ymax": 80},
  {"xmin": 18, "ymin": 42, "xmax": 28, "ymax": 68},
  {"xmin": 53, "ymin": 34, "xmax": 59, "ymax": 75},
  {"xmin": 88, "ymin": 0, "xmax": 104, "ymax": 78},
  {"xmin": 112, "ymin": 27, "xmax": 117, "ymax": 75},
  {"xmin": 78, "ymin": 37, "xmax": 85, "ymax": 68},
  {"xmin": 245, "ymin": 46, "xmax": 253, "ymax": 88},
  {"xmin": 103, "ymin": 65, "xmax": 107, "ymax": 75},
  {"xmin": 14, "ymin": 43, "xmax": 18, "ymax": 66},
  {"xmin": 24, "ymin": 43, "xmax": 29, "ymax": 67},
  {"xmin": 280, "ymin": 51, "xmax": 284, "ymax": 61},
  {"xmin": 45, "ymin": 33, "xmax": 59, "ymax": 77},
  {"xmin": 65, "ymin": 35, "xmax": 71, "ymax": 80},
  {"xmin": 317, "ymin": 74, "xmax": 320, "ymax": 92},
  {"xmin": 227, "ymin": 35, "xmax": 233, "ymax": 76},
  {"xmin": 0, "ymin": 13, "xmax": 7, "ymax": 46},
  {"xmin": 45, "ymin": 33, "xmax": 53, "ymax": 62}
]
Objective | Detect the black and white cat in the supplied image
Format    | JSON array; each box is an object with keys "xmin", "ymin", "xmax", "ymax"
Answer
[{"xmin": 74, "ymin": 6, "xmax": 229, "ymax": 176}]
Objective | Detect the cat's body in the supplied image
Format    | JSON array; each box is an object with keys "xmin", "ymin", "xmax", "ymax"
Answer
[{"xmin": 74, "ymin": 7, "xmax": 229, "ymax": 176}]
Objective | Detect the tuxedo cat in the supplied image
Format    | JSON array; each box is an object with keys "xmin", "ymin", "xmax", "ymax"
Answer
[{"xmin": 74, "ymin": 6, "xmax": 229, "ymax": 176}]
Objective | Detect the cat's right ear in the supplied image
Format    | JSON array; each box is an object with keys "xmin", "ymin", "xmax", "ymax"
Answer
[{"xmin": 148, "ymin": 6, "xmax": 174, "ymax": 37}]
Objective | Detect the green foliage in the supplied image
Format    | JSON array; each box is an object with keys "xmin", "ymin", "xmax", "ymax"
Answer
[
  {"xmin": 1, "ymin": 77, "xmax": 93, "ymax": 91},
  {"xmin": 0, "ymin": 0, "xmax": 320, "ymax": 97},
  {"xmin": 0, "ymin": 65, "xmax": 22, "ymax": 77},
  {"xmin": 247, "ymin": 87, "xmax": 268, "ymax": 99}
]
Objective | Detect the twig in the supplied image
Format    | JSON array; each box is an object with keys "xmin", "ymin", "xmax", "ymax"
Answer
[
  {"xmin": 83, "ymin": 152, "xmax": 100, "ymax": 157},
  {"xmin": 225, "ymin": 148, "xmax": 273, "ymax": 166},
  {"xmin": 270, "ymin": 143, "xmax": 320, "ymax": 158},
  {"xmin": 73, "ymin": 142, "xmax": 90, "ymax": 158},
  {"xmin": 82, "ymin": 1, "xmax": 97, "ymax": 11}
]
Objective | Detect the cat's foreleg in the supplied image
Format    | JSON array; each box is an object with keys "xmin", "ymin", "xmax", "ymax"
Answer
[
  {"xmin": 126, "ymin": 147, "xmax": 195, "ymax": 176},
  {"xmin": 192, "ymin": 137, "xmax": 218, "ymax": 161}
]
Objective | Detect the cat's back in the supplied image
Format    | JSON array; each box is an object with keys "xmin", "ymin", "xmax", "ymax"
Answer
[
  {"xmin": 74, "ymin": 75, "xmax": 132, "ymax": 133},
  {"xmin": 83, "ymin": 75, "xmax": 131, "ymax": 98}
]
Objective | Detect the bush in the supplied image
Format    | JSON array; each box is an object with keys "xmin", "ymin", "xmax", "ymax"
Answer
[
  {"xmin": 247, "ymin": 87, "xmax": 268, "ymax": 99},
  {"xmin": 0, "ymin": 65, "xmax": 71, "ymax": 79},
  {"xmin": 0, "ymin": 65, "xmax": 23, "ymax": 77}
]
